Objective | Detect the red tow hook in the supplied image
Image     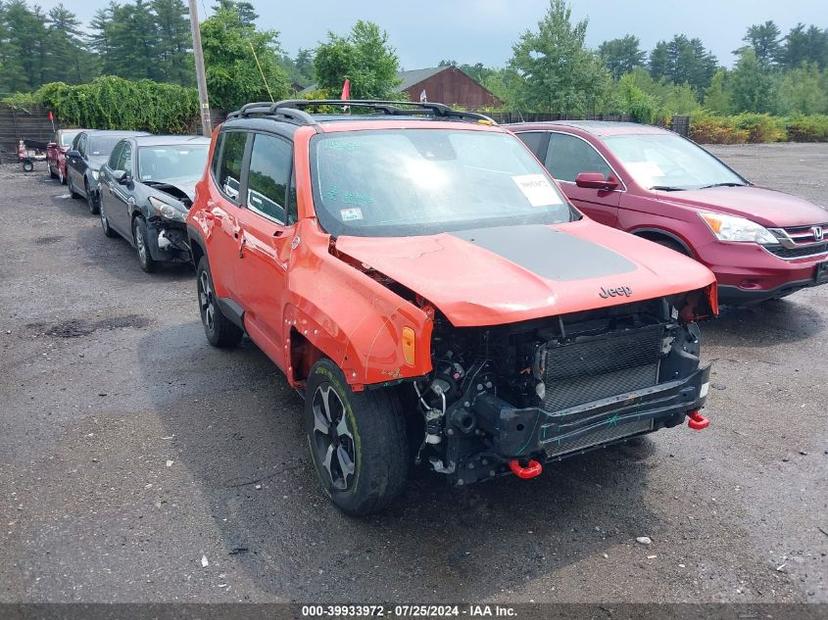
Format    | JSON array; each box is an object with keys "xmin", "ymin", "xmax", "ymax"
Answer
[
  {"xmin": 687, "ymin": 410, "xmax": 710, "ymax": 431},
  {"xmin": 508, "ymin": 458, "xmax": 543, "ymax": 480}
]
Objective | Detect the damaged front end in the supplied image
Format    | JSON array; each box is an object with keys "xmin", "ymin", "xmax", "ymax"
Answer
[
  {"xmin": 411, "ymin": 290, "xmax": 714, "ymax": 485},
  {"xmin": 146, "ymin": 194, "xmax": 191, "ymax": 263}
]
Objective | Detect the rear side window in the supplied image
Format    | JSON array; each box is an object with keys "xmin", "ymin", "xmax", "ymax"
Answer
[
  {"xmin": 545, "ymin": 133, "xmax": 611, "ymax": 182},
  {"xmin": 516, "ymin": 131, "xmax": 547, "ymax": 158},
  {"xmin": 246, "ymin": 133, "xmax": 292, "ymax": 224},
  {"xmin": 216, "ymin": 131, "xmax": 246, "ymax": 202},
  {"xmin": 210, "ymin": 133, "xmax": 223, "ymax": 178}
]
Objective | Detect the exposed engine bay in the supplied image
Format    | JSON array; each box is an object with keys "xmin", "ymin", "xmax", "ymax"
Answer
[{"xmin": 410, "ymin": 293, "xmax": 712, "ymax": 485}]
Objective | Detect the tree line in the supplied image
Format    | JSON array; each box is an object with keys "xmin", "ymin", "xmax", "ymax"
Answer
[{"xmin": 1, "ymin": 0, "xmax": 827, "ymax": 122}]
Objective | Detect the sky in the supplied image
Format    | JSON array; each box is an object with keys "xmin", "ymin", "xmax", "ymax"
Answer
[{"xmin": 43, "ymin": 0, "xmax": 827, "ymax": 68}]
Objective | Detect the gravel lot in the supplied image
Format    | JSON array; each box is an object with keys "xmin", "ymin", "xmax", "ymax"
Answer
[{"xmin": 1, "ymin": 143, "xmax": 826, "ymax": 606}]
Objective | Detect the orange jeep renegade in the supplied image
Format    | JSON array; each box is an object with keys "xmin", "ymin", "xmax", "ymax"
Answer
[{"xmin": 187, "ymin": 100, "xmax": 717, "ymax": 515}]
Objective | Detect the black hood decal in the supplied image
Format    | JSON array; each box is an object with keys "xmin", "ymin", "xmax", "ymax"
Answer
[{"xmin": 450, "ymin": 224, "xmax": 636, "ymax": 282}]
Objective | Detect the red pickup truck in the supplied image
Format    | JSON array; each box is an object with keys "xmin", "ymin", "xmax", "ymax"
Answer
[{"xmin": 47, "ymin": 128, "xmax": 85, "ymax": 184}]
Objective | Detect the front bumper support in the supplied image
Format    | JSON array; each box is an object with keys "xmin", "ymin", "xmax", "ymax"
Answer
[{"xmin": 473, "ymin": 364, "xmax": 711, "ymax": 460}]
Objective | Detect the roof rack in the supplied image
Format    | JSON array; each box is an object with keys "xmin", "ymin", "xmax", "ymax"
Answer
[{"xmin": 225, "ymin": 99, "xmax": 496, "ymax": 126}]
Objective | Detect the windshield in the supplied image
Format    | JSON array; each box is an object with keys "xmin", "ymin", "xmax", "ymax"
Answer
[
  {"xmin": 60, "ymin": 130, "xmax": 80, "ymax": 147},
  {"xmin": 89, "ymin": 135, "xmax": 128, "ymax": 158},
  {"xmin": 603, "ymin": 133, "xmax": 745, "ymax": 190},
  {"xmin": 138, "ymin": 145, "xmax": 209, "ymax": 182},
  {"xmin": 311, "ymin": 129, "xmax": 574, "ymax": 237}
]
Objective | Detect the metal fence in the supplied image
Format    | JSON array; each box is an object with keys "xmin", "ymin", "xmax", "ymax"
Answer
[
  {"xmin": 488, "ymin": 112, "xmax": 633, "ymax": 124},
  {"xmin": 0, "ymin": 104, "xmax": 693, "ymax": 156}
]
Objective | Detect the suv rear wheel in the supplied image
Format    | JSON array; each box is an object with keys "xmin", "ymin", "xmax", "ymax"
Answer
[
  {"xmin": 304, "ymin": 359, "xmax": 408, "ymax": 516},
  {"xmin": 196, "ymin": 256, "xmax": 243, "ymax": 347}
]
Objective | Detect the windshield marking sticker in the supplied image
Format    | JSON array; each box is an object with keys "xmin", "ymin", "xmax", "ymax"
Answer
[
  {"xmin": 625, "ymin": 161, "xmax": 664, "ymax": 186},
  {"xmin": 512, "ymin": 174, "xmax": 562, "ymax": 207},
  {"xmin": 340, "ymin": 207, "xmax": 363, "ymax": 222}
]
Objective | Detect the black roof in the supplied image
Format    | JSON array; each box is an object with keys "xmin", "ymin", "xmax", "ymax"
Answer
[
  {"xmin": 132, "ymin": 135, "xmax": 210, "ymax": 147},
  {"xmin": 224, "ymin": 99, "xmax": 496, "ymax": 130}
]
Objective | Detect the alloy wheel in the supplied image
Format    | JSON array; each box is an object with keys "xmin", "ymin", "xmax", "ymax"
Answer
[
  {"xmin": 135, "ymin": 223, "xmax": 147, "ymax": 266},
  {"xmin": 311, "ymin": 384, "xmax": 356, "ymax": 491},
  {"xmin": 198, "ymin": 270, "xmax": 215, "ymax": 333}
]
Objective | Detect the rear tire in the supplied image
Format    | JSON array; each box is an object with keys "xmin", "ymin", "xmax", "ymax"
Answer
[
  {"xmin": 196, "ymin": 256, "xmax": 243, "ymax": 347},
  {"xmin": 304, "ymin": 359, "xmax": 408, "ymax": 516},
  {"xmin": 49, "ymin": 163, "xmax": 57, "ymax": 179},
  {"xmin": 132, "ymin": 216, "xmax": 157, "ymax": 273}
]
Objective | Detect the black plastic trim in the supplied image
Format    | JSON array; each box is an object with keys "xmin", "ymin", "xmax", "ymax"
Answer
[
  {"xmin": 217, "ymin": 297, "xmax": 245, "ymax": 331},
  {"xmin": 473, "ymin": 364, "xmax": 710, "ymax": 458}
]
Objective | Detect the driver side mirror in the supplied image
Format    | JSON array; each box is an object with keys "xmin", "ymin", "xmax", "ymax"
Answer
[
  {"xmin": 575, "ymin": 172, "xmax": 619, "ymax": 191},
  {"xmin": 66, "ymin": 149, "xmax": 80, "ymax": 159},
  {"xmin": 112, "ymin": 169, "xmax": 131, "ymax": 185}
]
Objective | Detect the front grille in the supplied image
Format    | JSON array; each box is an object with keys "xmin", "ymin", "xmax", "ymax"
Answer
[
  {"xmin": 539, "ymin": 325, "xmax": 663, "ymax": 411},
  {"xmin": 544, "ymin": 418, "xmax": 654, "ymax": 458},
  {"xmin": 780, "ymin": 224, "xmax": 827, "ymax": 242},
  {"xmin": 766, "ymin": 242, "xmax": 828, "ymax": 259}
]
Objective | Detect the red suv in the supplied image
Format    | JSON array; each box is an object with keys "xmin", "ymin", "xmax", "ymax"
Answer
[
  {"xmin": 509, "ymin": 121, "xmax": 828, "ymax": 304},
  {"xmin": 188, "ymin": 101, "xmax": 716, "ymax": 515}
]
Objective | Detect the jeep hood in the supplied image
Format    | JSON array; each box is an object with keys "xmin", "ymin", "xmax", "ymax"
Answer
[
  {"xmin": 335, "ymin": 220, "xmax": 716, "ymax": 327},
  {"xmin": 658, "ymin": 186, "xmax": 828, "ymax": 228}
]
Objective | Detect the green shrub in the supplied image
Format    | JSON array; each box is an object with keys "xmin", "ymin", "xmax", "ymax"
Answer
[
  {"xmin": 732, "ymin": 113, "xmax": 786, "ymax": 143},
  {"xmin": 2, "ymin": 76, "xmax": 199, "ymax": 134},
  {"xmin": 785, "ymin": 115, "xmax": 828, "ymax": 142},
  {"xmin": 689, "ymin": 113, "xmax": 828, "ymax": 144},
  {"xmin": 689, "ymin": 114, "xmax": 749, "ymax": 144}
]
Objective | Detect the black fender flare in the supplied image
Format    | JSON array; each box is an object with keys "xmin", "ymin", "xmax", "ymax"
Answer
[{"xmin": 630, "ymin": 227, "xmax": 694, "ymax": 256}]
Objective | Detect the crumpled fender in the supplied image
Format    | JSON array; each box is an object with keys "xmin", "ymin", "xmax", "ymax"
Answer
[{"xmin": 284, "ymin": 222, "xmax": 433, "ymax": 390}]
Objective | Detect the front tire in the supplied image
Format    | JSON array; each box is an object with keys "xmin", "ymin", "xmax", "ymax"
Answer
[
  {"xmin": 49, "ymin": 163, "xmax": 57, "ymax": 179},
  {"xmin": 100, "ymin": 206, "xmax": 116, "ymax": 238},
  {"xmin": 196, "ymin": 256, "xmax": 243, "ymax": 347},
  {"xmin": 86, "ymin": 181, "xmax": 99, "ymax": 214},
  {"xmin": 132, "ymin": 216, "xmax": 157, "ymax": 273},
  {"xmin": 58, "ymin": 164, "xmax": 66, "ymax": 185},
  {"xmin": 305, "ymin": 359, "xmax": 408, "ymax": 516},
  {"xmin": 68, "ymin": 173, "xmax": 81, "ymax": 199},
  {"xmin": 652, "ymin": 237, "xmax": 690, "ymax": 256}
]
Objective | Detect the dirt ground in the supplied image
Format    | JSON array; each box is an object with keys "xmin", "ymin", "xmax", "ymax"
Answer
[{"xmin": 0, "ymin": 143, "xmax": 826, "ymax": 606}]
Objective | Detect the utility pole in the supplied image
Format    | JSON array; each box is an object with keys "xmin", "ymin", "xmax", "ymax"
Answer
[{"xmin": 188, "ymin": 0, "xmax": 212, "ymax": 136}]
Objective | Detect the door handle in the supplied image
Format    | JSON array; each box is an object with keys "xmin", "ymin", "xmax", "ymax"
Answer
[{"xmin": 238, "ymin": 235, "xmax": 246, "ymax": 258}]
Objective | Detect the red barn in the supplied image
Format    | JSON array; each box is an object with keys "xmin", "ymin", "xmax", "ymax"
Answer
[{"xmin": 398, "ymin": 66, "xmax": 501, "ymax": 110}]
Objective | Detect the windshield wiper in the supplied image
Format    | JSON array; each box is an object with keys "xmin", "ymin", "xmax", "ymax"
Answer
[
  {"xmin": 650, "ymin": 185, "xmax": 686, "ymax": 191},
  {"xmin": 699, "ymin": 182, "xmax": 746, "ymax": 189}
]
